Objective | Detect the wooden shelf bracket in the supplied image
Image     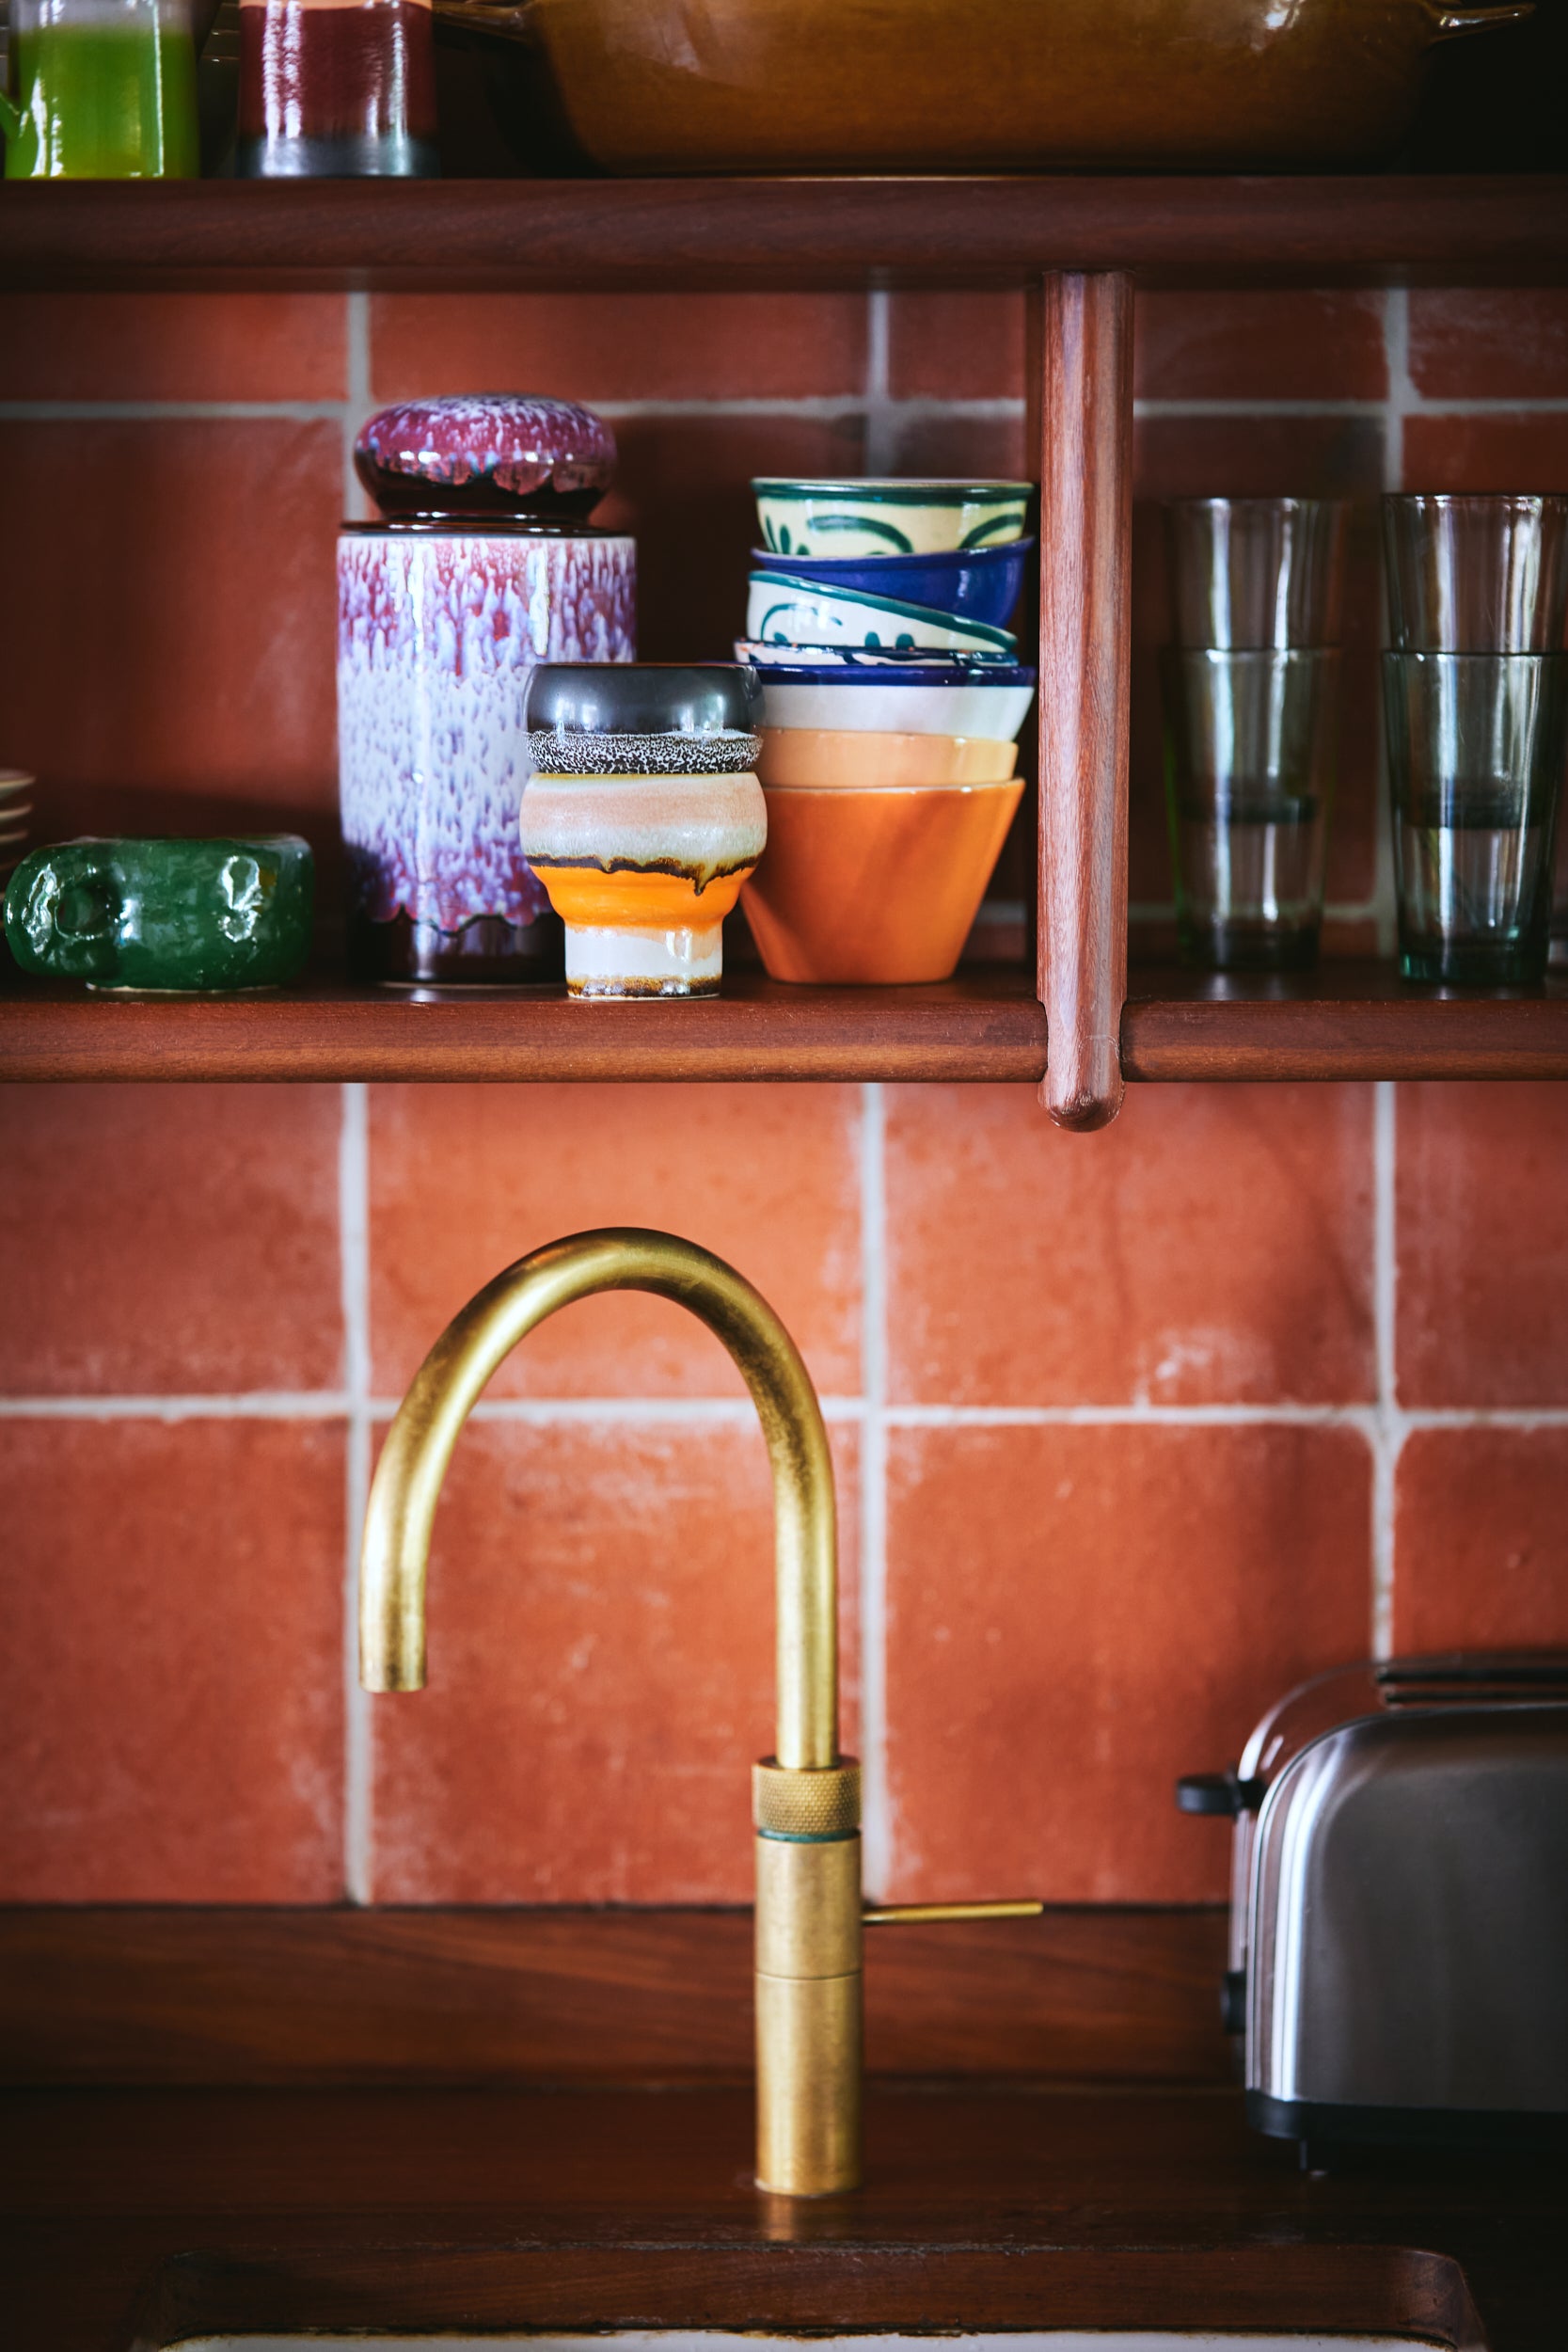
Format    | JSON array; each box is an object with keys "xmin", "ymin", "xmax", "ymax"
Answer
[{"xmin": 1032, "ymin": 270, "xmax": 1134, "ymax": 1130}]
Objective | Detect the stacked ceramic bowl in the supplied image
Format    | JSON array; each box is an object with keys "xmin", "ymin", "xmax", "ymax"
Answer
[{"xmin": 735, "ymin": 478, "xmax": 1037, "ymax": 983}]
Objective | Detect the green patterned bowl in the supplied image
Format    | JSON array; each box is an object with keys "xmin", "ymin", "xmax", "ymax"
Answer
[
  {"xmin": 753, "ymin": 478, "xmax": 1032, "ymax": 560},
  {"xmin": 4, "ymin": 836, "xmax": 314, "ymax": 991}
]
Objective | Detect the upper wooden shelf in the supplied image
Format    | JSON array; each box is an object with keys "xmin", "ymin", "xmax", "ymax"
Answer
[
  {"xmin": 4, "ymin": 963, "xmax": 1566, "ymax": 1085},
  {"xmin": 2, "ymin": 175, "xmax": 1566, "ymax": 294}
]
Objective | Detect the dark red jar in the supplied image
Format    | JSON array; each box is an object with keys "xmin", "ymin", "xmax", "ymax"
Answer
[{"xmin": 237, "ymin": 0, "xmax": 438, "ymax": 178}]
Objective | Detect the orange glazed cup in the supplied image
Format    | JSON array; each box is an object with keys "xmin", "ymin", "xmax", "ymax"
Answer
[
  {"xmin": 757, "ymin": 726, "xmax": 1019, "ymax": 789},
  {"xmin": 742, "ymin": 777, "xmax": 1023, "ymax": 984}
]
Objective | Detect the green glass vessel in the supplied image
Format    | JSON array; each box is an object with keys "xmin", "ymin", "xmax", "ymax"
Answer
[
  {"xmin": 4, "ymin": 837, "xmax": 315, "ymax": 991},
  {"xmin": 1, "ymin": 1, "xmax": 198, "ymax": 180}
]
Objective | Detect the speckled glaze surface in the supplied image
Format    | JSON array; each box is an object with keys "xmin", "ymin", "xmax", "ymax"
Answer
[
  {"xmin": 527, "ymin": 729, "xmax": 761, "ymax": 775},
  {"xmin": 337, "ymin": 528, "xmax": 636, "ymax": 948},
  {"xmin": 355, "ymin": 396, "xmax": 618, "ymax": 518}
]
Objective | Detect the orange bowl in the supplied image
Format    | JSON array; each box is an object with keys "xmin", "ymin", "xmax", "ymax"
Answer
[
  {"xmin": 742, "ymin": 779, "xmax": 1023, "ymax": 985},
  {"xmin": 757, "ymin": 727, "xmax": 1019, "ymax": 789}
]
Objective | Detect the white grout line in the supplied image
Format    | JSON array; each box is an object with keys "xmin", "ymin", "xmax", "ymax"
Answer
[
  {"xmin": 0, "ymin": 1393, "xmax": 352, "ymax": 1418},
  {"xmin": 1370, "ymin": 1078, "xmax": 1402, "ymax": 1660},
  {"xmin": 339, "ymin": 1080, "xmax": 374, "ymax": 1905},
  {"xmin": 857, "ymin": 1080, "xmax": 892, "ymax": 1901},
  {"xmin": 458, "ymin": 1394, "xmax": 867, "ymax": 1425},
  {"xmin": 0, "ymin": 399, "xmax": 356, "ymax": 421},
  {"xmin": 860, "ymin": 288, "xmax": 895, "ymax": 475},
  {"xmin": 342, "ymin": 289, "xmax": 372, "ymax": 516},
  {"xmin": 3, "ymin": 390, "xmax": 1560, "ymax": 429},
  {"xmin": 3, "ymin": 1390, "xmax": 1563, "ymax": 1430}
]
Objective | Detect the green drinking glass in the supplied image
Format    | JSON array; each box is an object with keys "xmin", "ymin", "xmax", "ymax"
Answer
[{"xmin": 0, "ymin": 0, "xmax": 198, "ymax": 179}]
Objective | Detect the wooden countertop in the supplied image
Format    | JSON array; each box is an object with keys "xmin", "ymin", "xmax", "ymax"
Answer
[{"xmin": 6, "ymin": 2081, "xmax": 1563, "ymax": 2352}]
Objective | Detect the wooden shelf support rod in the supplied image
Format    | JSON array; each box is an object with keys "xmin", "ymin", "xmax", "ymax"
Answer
[{"xmin": 1032, "ymin": 269, "xmax": 1133, "ymax": 1130}]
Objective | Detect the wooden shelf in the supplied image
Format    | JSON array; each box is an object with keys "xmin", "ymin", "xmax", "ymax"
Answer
[
  {"xmin": 1123, "ymin": 961, "xmax": 1568, "ymax": 1082},
  {"xmin": 9, "ymin": 177, "xmax": 1567, "ymax": 1114},
  {"xmin": 2, "ymin": 174, "xmax": 1566, "ymax": 293},
  {"xmin": 5, "ymin": 963, "xmax": 1565, "ymax": 1085}
]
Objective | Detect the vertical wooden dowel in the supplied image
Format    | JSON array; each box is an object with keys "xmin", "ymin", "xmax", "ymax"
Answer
[{"xmin": 1029, "ymin": 270, "xmax": 1133, "ymax": 1131}]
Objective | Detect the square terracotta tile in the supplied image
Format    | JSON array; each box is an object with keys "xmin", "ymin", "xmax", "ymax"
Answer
[
  {"xmin": 0, "ymin": 294, "xmax": 346, "ymax": 402},
  {"xmin": 371, "ymin": 294, "xmax": 867, "ymax": 403},
  {"xmin": 885, "ymin": 1083, "xmax": 1374, "ymax": 1407},
  {"xmin": 370, "ymin": 1416, "xmax": 860, "ymax": 1902},
  {"xmin": 369, "ymin": 1084, "xmax": 862, "ymax": 1401},
  {"xmin": 883, "ymin": 412, "xmax": 1027, "ymax": 484},
  {"xmin": 592, "ymin": 413, "xmax": 865, "ymax": 660},
  {"xmin": 1135, "ymin": 291, "xmax": 1387, "ymax": 402},
  {"xmin": 0, "ymin": 1087, "xmax": 342, "ymax": 1396},
  {"xmin": 885, "ymin": 294, "xmax": 1024, "ymax": 401},
  {"xmin": 1395, "ymin": 1429, "xmax": 1568, "ymax": 1651},
  {"xmin": 0, "ymin": 420, "xmax": 341, "ymax": 808},
  {"xmin": 1396, "ymin": 1085, "xmax": 1568, "ymax": 1408},
  {"xmin": 1402, "ymin": 414, "xmax": 1568, "ymax": 495},
  {"xmin": 1407, "ymin": 292, "xmax": 1568, "ymax": 401},
  {"xmin": 0, "ymin": 1418, "xmax": 344, "ymax": 1900},
  {"xmin": 884, "ymin": 1423, "xmax": 1371, "ymax": 1901},
  {"xmin": 885, "ymin": 289, "xmax": 1388, "ymax": 405}
]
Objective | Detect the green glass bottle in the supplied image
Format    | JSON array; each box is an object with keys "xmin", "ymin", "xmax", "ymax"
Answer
[{"xmin": 0, "ymin": 0, "xmax": 198, "ymax": 179}]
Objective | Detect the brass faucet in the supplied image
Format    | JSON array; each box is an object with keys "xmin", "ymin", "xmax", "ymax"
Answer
[{"xmin": 360, "ymin": 1228, "xmax": 1039, "ymax": 2197}]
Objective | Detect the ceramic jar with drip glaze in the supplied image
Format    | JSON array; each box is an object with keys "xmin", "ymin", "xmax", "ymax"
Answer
[
  {"xmin": 520, "ymin": 664, "xmax": 766, "ymax": 998},
  {"xmin": 337, "ymin": 395, "xmax": 636, "ymax": 984}
]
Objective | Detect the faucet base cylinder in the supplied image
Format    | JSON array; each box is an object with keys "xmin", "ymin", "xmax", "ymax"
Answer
[
  {"xmin": 755, "ymin": 1965, "xmax": 863, "ymax": 2196},
  {"xmin": 753, "ymin": 1813, "xmax": 863, "ymax": 2197}
]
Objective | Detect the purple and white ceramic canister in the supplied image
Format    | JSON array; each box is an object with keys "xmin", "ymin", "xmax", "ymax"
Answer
[{"xmin": 338, "ymin": 394, "xmax": 636, "ymax": 983}]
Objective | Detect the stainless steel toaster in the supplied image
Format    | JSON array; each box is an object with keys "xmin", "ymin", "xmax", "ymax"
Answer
[{"xmin": 1178, "ymin": 1651, "xmax": 1568, "ymax": 2159}]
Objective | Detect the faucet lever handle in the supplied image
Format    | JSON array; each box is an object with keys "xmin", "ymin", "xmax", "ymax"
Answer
[{"xmin": 863, "ymin": 1899, "xmax": 1044, "ymax": 1925}]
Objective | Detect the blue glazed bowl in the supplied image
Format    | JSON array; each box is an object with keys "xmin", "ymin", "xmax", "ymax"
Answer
[{"xmin": 748, "ymin": 538, "xmax": 1032, "ymax": 628}]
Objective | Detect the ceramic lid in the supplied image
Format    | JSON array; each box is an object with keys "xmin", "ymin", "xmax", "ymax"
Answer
[
  {"xmin": 354, "ymin": 395, "xmax": 618, "ymax": 520},
  {"xmin": 527, "ymin": 663, "xmax": 764, "ymax": 739}
]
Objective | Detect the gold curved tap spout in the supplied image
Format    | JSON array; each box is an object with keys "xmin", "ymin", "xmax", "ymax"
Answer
[
  {"xmin": 361, "ymin": 1226, "xmax": 1042, "ymax": 2197},
  {"xmin": 358, "ymin": 1227, "xmax": 858, "ymax": 2194}
]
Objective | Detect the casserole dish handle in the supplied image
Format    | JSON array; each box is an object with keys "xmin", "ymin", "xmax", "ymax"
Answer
[{"xmin": 1429, "ymin": 1, "xmax": 1532, "ymax": 37}]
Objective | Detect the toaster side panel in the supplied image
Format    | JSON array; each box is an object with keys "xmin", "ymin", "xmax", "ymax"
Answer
[{"xmin": 1248, "ymin": 1710, "xmax": 1568, "ymax": 2115}]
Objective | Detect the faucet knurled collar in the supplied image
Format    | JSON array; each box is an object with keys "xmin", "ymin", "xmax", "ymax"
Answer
[{"xmin": 753, "ymin": 1757, "xmax": 862, "ymax": 1838}]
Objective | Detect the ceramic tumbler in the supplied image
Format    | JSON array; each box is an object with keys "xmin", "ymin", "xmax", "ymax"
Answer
[
  {"xmin": 338, "ymin": 396, "xmax": 635, "ymax": 985},
  {"xmin": 520, "ymin": 664, "xmax": 766, "ymax": 998}
]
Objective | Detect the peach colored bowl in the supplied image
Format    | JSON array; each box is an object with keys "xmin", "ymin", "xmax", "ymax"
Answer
[
  {"xmin": 757, "ymin": 728, "xmax": 1020, "ymax": 789},
  {"xmin": 742, "ymin": 779, "xmax": 1023, "ymax": 985}
]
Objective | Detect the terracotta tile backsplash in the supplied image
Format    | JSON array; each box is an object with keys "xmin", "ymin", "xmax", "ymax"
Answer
[
  {"xmin": 371, "ymin": 293, "xmax": 869, "ymax": 403},
  {"xmin": 0, "ymin": 418, "xmax": 341, "ymax": 813},
  {"xmin": 885, "ymin": 1422, "xmax": 1372, "ymax": 1902},
  {"xmin": 369, "ymin": 1083, "xmax": 862, "ymax": 1402},
  {"xmin": 372, "ymin": 1417, "xmax": 860, "ymax": 1903},
  {"xmin": 885, "ymin": 1084, "xmax": 1375, "ymax": 1408},
  {"xmin": 0, "ymin": 1419, "xmax": 344, "ymax": 1901},
  {"xmin": 0, "ymin": 1086, "xmax": 343, "ymax": 1396},
  {"xmin": 1396, "ymin": 1085, "xmax": 1568, "ymax": 1408},
  {"xmin": 0, "ymin": 294, "xmax": 347, "ymax": 403},
  {"xmin": 3, "ymin": 285, "xmax": 1566, "ymax": 1906}
]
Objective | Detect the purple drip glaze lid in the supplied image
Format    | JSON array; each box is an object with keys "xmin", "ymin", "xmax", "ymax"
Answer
[{"xmin": 354, "ymin": 394, "xmax": 618, "ymax": 522}]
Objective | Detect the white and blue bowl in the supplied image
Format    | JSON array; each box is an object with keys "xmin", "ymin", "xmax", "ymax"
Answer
[
  {"xmin": 736, "ymin": 647, "xmax": 1037, "ymax": 741},
  {"xmin": 750, "ymin": 539, "xmax": 1031, "ymax": 630},
  {"xmin": 736, "ymin": 639, "xmax": 1016, "ymax": 673},
  {"xmin": 754, "ymin": 478, "xmax": 1032, "ymax": 560},
  {"xmin": 747, "ymin": 570, "xmax": 1017, "ymax": 658}
]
